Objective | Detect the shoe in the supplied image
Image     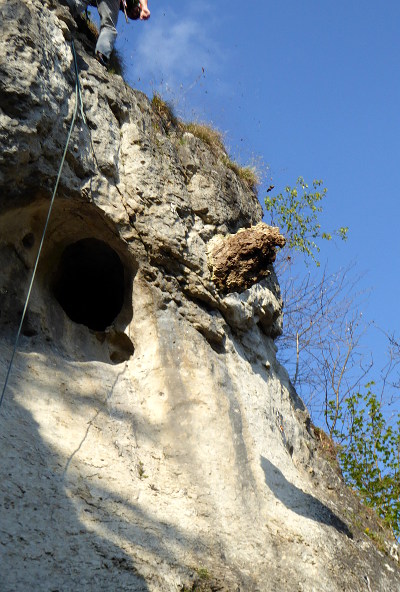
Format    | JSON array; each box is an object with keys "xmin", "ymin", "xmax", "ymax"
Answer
[{"xmin": 95, "ymin": 51, "xmax": 109, "ymax": 67}]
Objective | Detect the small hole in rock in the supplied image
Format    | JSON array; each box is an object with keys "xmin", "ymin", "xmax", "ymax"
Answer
[
  {"xmin": 21, "ymin": 313, "xmax": 38, "ymax": 337},
  {"xmin": 22, "ymin": 233, "xmax": 35, "ymax": 249},
  {"xmin": 52, "ymin": 238, "xmax": 125, "ymax": 331},
  {"xmin": 107, "ymin": 331, "xmax": 135, "ymax": 364},
  {"xmin": 22, "ymin": 328, "xmax": 38, "ymax": 337}
]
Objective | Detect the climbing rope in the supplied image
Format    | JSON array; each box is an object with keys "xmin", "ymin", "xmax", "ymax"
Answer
[{"xmin": 0, "ymin": 40, "xmax": 86, "ymax": 411}]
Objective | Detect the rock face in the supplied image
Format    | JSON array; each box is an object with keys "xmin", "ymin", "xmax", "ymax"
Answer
[{"xmin": 0, "ymin": 2, "xmax": 399, "ymax": 591}]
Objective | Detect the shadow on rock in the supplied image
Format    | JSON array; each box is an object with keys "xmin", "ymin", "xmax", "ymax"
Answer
[
  {"xmin": 0, "ymin": 396, "xmax": 150, "ymax": 591},
  {"xmin": 261, "ymin": 456, "xmax": 353, "ymax": 539}
]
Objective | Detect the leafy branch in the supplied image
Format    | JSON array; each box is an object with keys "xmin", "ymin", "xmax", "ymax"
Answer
[{"xmin": 265, "ymin": 177, "xmax": 348, "ymax": 265}]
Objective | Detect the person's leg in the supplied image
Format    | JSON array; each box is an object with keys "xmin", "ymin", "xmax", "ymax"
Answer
[{"xmin": 95, "ymin": 0, "xmax": 120, "ymax": 61}]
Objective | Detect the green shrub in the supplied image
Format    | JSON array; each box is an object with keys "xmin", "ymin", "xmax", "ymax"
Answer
[
  {"xmin": 334, "ymin": 383, "xmax": 400, "ymax": 539},
  {"xmin": 265, "ymin": 177, "xmax": 348, "ymax": 265}
]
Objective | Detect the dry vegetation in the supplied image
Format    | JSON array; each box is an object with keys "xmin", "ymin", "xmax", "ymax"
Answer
[
  {"xmin": 151, "ymin": 93, "xmax": 179, "ymax": 131},
  {"xmin": 183, "ymin": 122, "xmax": 225, "ymax": 155},
  {"xmin": 221, "ymin": 156, "xmax": 259, "ymax": 192},
  {"xmin": 312, "ymin": 424, "xmax": 342, "ymax": 474},
  {"xmin": 108, "ymin": 48, "xmax": 125, "ymax": 76},
  {"xmin": 85, "ymin": 17, "xmax": 99, "ymax": 42},
  {"xmin": 150, "ymin": 94, "xmax": 260, "ymax": 193}
]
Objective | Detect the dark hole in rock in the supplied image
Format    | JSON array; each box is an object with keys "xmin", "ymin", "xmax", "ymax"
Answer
[
  {"xmin": 22, "ymin": 327, "xmax": 38, "ymax": 337},
  {"xmin": 107, "ymin": 331, "xmax": 135, "ymax": 364},
  {"xmin": 52, "ymin": 238, "xmax": 125, "ymax": 331},
  {"xmin": 22, "ymin": 232, "xmax": 35, "ymax": 249}
]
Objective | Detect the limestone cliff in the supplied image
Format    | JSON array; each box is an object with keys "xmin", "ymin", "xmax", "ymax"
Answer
[{"xmin": 1, "ymin": 1, "xmax": 399, "ymax": 591}]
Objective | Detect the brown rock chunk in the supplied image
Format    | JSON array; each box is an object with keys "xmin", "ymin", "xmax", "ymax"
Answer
[{"xmin": 210, "ymin": 223, "xmax": 285, "ymax": 293}]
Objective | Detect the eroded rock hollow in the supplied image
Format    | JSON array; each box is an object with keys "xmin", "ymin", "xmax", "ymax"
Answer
[{"xmin": 1, "ymin": 1, "xmax": 399, "ymax": 591}]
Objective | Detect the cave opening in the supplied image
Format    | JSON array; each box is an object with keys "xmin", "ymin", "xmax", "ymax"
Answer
[{"xmin": 52, "ymin": 238, "xmax": 125, "ymax": 332}]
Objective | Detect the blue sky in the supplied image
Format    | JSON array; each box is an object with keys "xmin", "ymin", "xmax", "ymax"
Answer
[{"xmin": 111, "ymin": 1, "xmax": 400, "ymax": 401}]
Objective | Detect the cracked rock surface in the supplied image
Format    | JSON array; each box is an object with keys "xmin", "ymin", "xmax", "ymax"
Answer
[{"xmin": 1, "ymin": 1, "xmax": 400, "ymax": 591}]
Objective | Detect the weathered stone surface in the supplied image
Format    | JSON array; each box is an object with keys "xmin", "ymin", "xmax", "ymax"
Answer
[
  {"xmin": 219, "ymin": 275, "xmax": 283, "ymax": 338},
  {"xmin": 0, "ymin": 1, "xmax": 399, "ymax": 591},
  {"xmin": 209, "ymin": 223, "xmax": 286, "ymax": 293}
]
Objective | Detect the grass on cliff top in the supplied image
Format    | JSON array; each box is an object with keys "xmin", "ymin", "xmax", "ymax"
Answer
[
  {"xmin": 182, "ymin": 122, "xmax": 225, "ymax": 156},
  {"xmin": 221, "ymin": 156, "xmax": 260, "ymax": 193},
  {"xmin": 151, "ymin": 93, "xmax": 179, "ymax": 132},
  {"xmin": 150, "ymin": 94, "xmax": 260, "ymax": 193}
]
